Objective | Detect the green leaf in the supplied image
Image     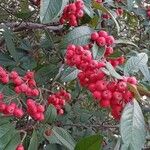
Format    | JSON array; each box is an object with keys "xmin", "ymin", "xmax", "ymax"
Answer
[
  {"xmin": 91, "ymin": 43, "xmax": 105, "ymax": 60},
  {"xmin": 20, "ymin": 56, "xmax": 37, "ymax": 70},
  {"xmin": 45, "ymin": 127, "xmax": 76, "ymax": 150},
  {"xmin": 0, "ymin": 53, "xmax": 15, "ymax": 67},
  {"xmin": 4, "ymin": 133, "xmax": 20, "ymax": 150},
  {"xmin": 124, "ymin": 53, "xmax": 148, "ymax": 76},
  {"xmin": 139, "ymin": 64, "xmax": 150, "ymax": 82},
  {"xmin": 0, "ymin": 117, "xmax": 20, "ymax": 150},
  {"xmin": 2, "ymin": 27, "xmax": 18, "ymax": 61},
  {"xmin": 40, "ymin": 0, "xmax": 68, "ymax": 23},
  {"xmin": 60, "ymin": 67, "xmax": 79, "ymax": 82},
  {"xmin": 115, "ymin": 39, "xmax": 139, "ymax": 48},
  {"xmin": 75, "ymin": 134, "xmax": 103, "ymax": 150},
  {"xmin": 61, "ymin": 26, "xmax": 93, "ymax": 49},
  {"xmin": 106, "ymin": 62, "xmax": 123, "ymax": 79},
  {"xmin": 120, "ymin": 100, "xmax": 146, "ymax": 150},
  {"xmin": 92, "ymin": 1, "xmax": 120, "ymax": 33},
  {"xmin": 28, "ymin": 130, "xmax": 38, "ymax": 150},
  {"xmin": 44, "ymin": 105, "xmax": 57, "ymax": 124},
  {"xmin": 36, "ymin": 65, "xmax": 59, "ymax": 85}
]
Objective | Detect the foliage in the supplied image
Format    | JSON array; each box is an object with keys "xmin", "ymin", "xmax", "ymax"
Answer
[{"xmin": 0, "ymin": 0, "xmax": 150, "ymax": 150}]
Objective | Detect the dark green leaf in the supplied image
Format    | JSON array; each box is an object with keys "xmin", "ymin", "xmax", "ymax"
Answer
[
  {"xmin": 91, "ymin": 43, "xmax": 105, "ymax": 60},
  {"xmin": 28, "ymin": 130, "xmax": 38, "ymax": 150},
  {"xmin": 44, "ymin": 105, "xmax": 57, "ymax": 124},
  {"xmin": 75, "ymin": 134, "xmax": 103, "ymax": 150},
  {"xmin": 45, "ymin": 127, "xmax": 75, "ymax": 150},
  {"xmin": 115, "ymin": 39, "xmax": 138, "ymax": 48},
  {"xmin": 60, "ymin": 67, "xmax": 79, "ymax": 82},
  {"xmin": 2, "ymin": 27, "xmax": 18, "ymax": 61}
]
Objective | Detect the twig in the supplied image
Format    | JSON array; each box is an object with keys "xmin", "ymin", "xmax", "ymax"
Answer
[
  {"xmin": 0, "ymin": 22, "xmax": 63, "ymax": 31},
  {"xmin": 62, "ymin": 123, "xmax": 119, "ymax": 129}
]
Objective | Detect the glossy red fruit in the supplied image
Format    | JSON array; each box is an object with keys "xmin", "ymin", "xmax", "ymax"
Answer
[
  {"xmin": 113, "ymin": 91, "xmax": 123, "ymax": 101},
  {"xmin": 93, "ymin": 91, "xmax": 102, "ymax": 100},
  {"xmin": 117, "ymin": 81, "xmax": 127, "ymax": 91},
  {"xmin": 96, "ymin": 80, "xmax": 107, "ymax": 91},
  {"xmin": 98, "ymin": 30, "xmax": 108, "ymax": 38},
  {"xmin": 96, "ymin": 37, "xmax": 106, "ymax": 46},
  {"xmin": 102, "ymin": 90, "xmax": 112, "ymax": 100},
  {"xmin": 99, "ymin": 99, "xmax": 110, "ymax": 108},
  {"xmin": 91, "ymin": 32, "xmax": 99, "ymax": 41},
  {"xmin": 16, "ymin": 144, "xmax": 24, "ymax": 150},
  {"xmin": 14, "ymin": 108, "xmax": 24, "ymax": 118}
]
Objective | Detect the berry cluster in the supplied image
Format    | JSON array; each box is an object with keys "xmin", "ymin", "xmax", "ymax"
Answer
[
  {"xmin": 27, "ymin": 99, "xmax": 45, "ymax": 121},
  {"xmin": 48, "ymin": 90, "xmax": 71, "ymax": 115},
  {"xmin": 91, "ymin": 30, "xmax": 125, "ymax": 67},
  {"xmin": 11, "ymin": 71, "xmax": 39, "ymax": 97},
  {"xmin": 0, "ymin": 101, "xmax": 24, "ymax": 118},
  {"xmin": 60, "ymin": 0, "xmax": 84, "ymax": 26},
  {"xmin": 65, "ymin": 30, "xmax": 136, "ymax": 120},
  {"xmin": 0, "ymin": 66, "xmax": 39, "ymax": 97},
  {"xmin": 91, "ymin": 30, "xmax": 115, "ymax": 47},
  {"xmin": 16, "ymin": 144, "xmax": 24, "ymax": 150}
]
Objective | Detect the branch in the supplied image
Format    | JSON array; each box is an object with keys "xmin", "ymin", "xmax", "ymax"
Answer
[
  {"xmin": 0, "ymin": 22, "xmax": 63, "ymax": 31},
  {"xmin": 62, "ymin": 123, "xmax": 119, "ymax": 129}
]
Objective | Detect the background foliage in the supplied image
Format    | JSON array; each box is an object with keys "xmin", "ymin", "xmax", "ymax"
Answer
[{"xmin": 0, "ymin": 0, "xmax": 150, "ymax": 150}]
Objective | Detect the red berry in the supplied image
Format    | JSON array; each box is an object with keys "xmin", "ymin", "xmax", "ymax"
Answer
[
  {"xmin": 16, "ymin": 144, "xmax": 24, "ymax": 150},
  {"xmin": 0, "ymin": 102, "xmax": 6, "ymax": 112},
  {"xmin": 37, "ymin": 104, "xmax": 45, "ymax": 113},
  {"xmin": 14, "ymin": 108, "xmax": 24, "ymax": 118},
  {"xmin": 96, "ymin": 37, "xmax": 106, "ymax": 47},
  {"xmin": 117, "ymin": 81, "xmax": 127, "ymax": 91},
  {"xmin": 0, "ymin": 93, "xmax": 4, "ymax": 100},
  {"xmin": 105, "ymin": 36, "xmax": 115, "ymax": 46},
  {"xmin": 91, "ymin": 32, "xmax": 99, "ymax": 41},
  {"xmin": 127, "ymin": 76, "xmax": 137, "ymax": 85},
  {"xmin": 58, "ymin": 109, "xmax": 64, "ymax": 115},
  {"xmin": 96, "ymin": 80, "xmax": 107, "ymax": 91},
  {"xmin": 10, "ymin": 71, "xmax": 18, "ymax": 79},
  {"xmin": 98, "ymin": 30, "xmax": 108, "ymax": 38},
  {"xmin": 93, "ymin": 91, "xmax": 102, "ymax": 100},
  {"xmin": 99, "ymin": 99, "xmax": 110, "ymax": 108},
  {"xmin": 113, "ymin": 91, "xmax": 123, "ymax": 101},
  {"xmin": 32, "ymin": 89, "xmax": 39, "ymax": 96},
  {"xmin": 102, "ymin": 90, "xmax": 112, "ymax": 100}
]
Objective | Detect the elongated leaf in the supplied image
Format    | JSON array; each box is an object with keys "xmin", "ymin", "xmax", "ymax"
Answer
[
  {"xmin": 92, "ymin": 1, "xmax": 120, "ymax": 33},
  {"xmin": 124, "ymin": 53, "xmax": 148, "ymax": 75},
  {"xmin": 40, "ymin": 0, "xmax": 68, "ymax": 23},
  {"xmin": 45, "ymin": 105, "xmax": 57, "ymax": 124},
  {"xmin": 28, "ymin": 130, "xmax": 38, "ymax": 150},
  {"xmin": 61, "ymin": 26, "xmax": 93, "ymax": 49},
  {"xmin": 2, "ymin": 27, "xmax": 18, "ymax": 61},
  {"xmin": 75, "ymin": 135, "xmax": 103, "ymax": 150},
  {"xmin": 91, "ymin": 43, "xmax": 105, "ymax": 60},
  {"xmin": 120, "ymin": 100, "xmax": 146, "ymax": 150},
  {"xmin": 0, "ymin": 117, "xmax": 20, "ymax": 150},
  {"xmin": 115, "ymin": 39, "xmax": 138, "ymax": 48},
  {"xmin": 36, "ymin": 65, "xmax": 59, "ymax": 85},
  {"xmin": 45, "ymin": 127, "xmax": 76, "ymax": 150},
  {"xmin": 106, "ymin": 62, "xmax": 123, "ymax": 79},
  {"xmin": 139, "ymin": 64, "xmax": 150, "ymax": 82},
  {"xmin": 60, "ymin": 67, "xmax": 79, "ymax": 82}
]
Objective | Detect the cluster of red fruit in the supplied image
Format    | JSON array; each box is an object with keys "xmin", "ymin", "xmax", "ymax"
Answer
[
  {"xmin": 91, "ymin": 30, "xmax": 125, "ymax": 67},
  {"xmin": 60, "ymin": 0, "xmax": 84, "ymax": 26},
  {"xmin": 0, "ymin": 66, "xmax": 39, "ymax": 97},
  {"xmin": 27, "ymin": 99, "xmax": 45, "ymax": 121},
  {"xmin": 48, "ymin": 90, "xmax": 71, "ymax": 115},
  {"xmin": 0, "ymin": 101, "xmax": 24, "ymax": 118},
  {"xmin": 65, "ymin": 30, "xmax": 135, "ymax": 120}
]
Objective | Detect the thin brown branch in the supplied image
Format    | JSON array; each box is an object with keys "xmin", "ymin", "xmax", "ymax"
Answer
[
  {"xmin": 62, "ymin": 123, "xmax": 119, "ymax": 129},
  {"xmin": 0, "ymin": 22, "xmax": 63, "ymax": 31}
]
